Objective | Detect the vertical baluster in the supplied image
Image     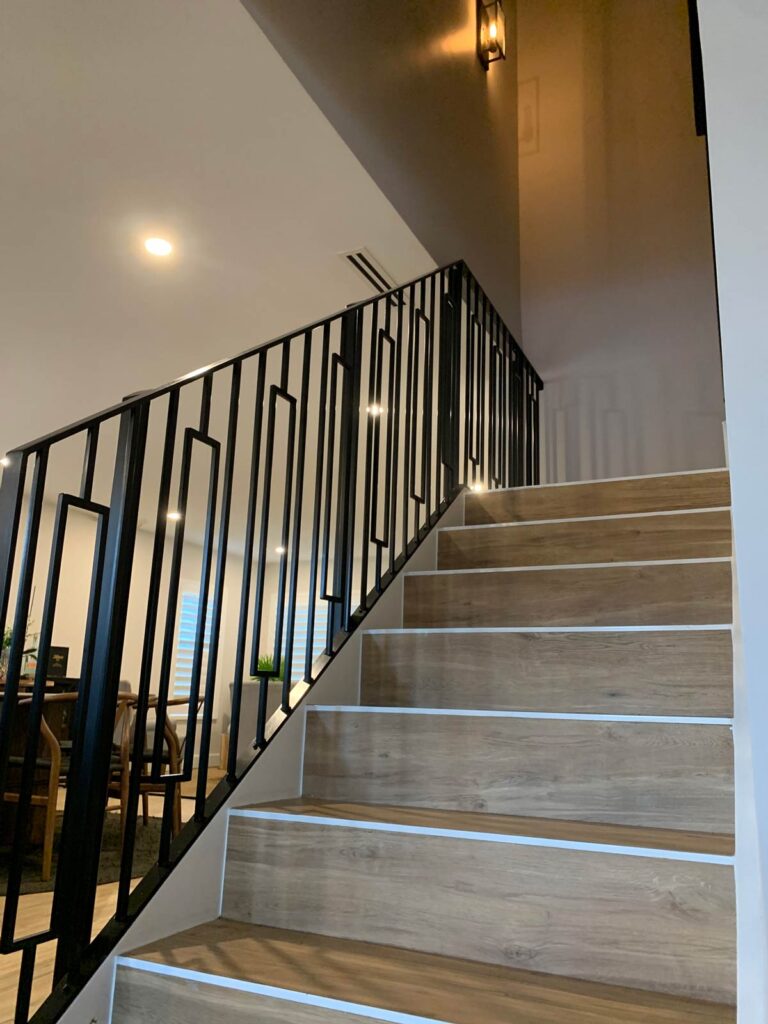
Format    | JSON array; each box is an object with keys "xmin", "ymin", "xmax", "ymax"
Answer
[
  {"xmin": 0, "ymin": 451, "xmax": 29, "ymax": 815},
  {"xmin": 463, "ymin": 273, "xmax": 473, "ymax": 484},
  {"xmin": 388, "ymin": 294, "xmax": 404, "ymax": 576},
  {"xmin": 14, "ymin": 945, "xmax": 35, "ymax": 1024},
  {"xmin": 425, "ymin": 273, "xmax": 436, "ymax": 524},
  {"xmin": 0, "ymin": 451, "xmax": 48, "ymax": 950},
  {"xmin": 228, "ymin": 353, "xmax": 267, "ymax": 781},
  {"xmin": 117, "ymin": 391, "xmax": 179, "ymax": 917},
  {"xmin": 282, "ymin": 332, "xmax": 312, "ymax": 712},
  {"xmin": 53, "ymin": 402, "xmax": 148, "ymax": 979},
  {"xmin": 80, "ymin": 424, "xmax": 99, "ymax": 501},
  {"xmin": 359, "ymin": 302, "xmax": 379, "ymax": 609},
  {"xmin": 195, "ymin": 363, "xmax": 241, "ymax": 818},
  {"xmin": 304, "ymin": 323, "xmax": 331, "ymax": 682},
  {"xmin": 402, "ymin": 285, "xmax": 415, "ymax": 558},
  {"xmin": 330, "ymin": 308, "xmax": 362, "ymax": 639}
]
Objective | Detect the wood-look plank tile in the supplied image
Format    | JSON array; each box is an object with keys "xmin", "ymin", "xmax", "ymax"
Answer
[
  {"xmin": 403, "ymin": 561, "xmax": 732, "ymax": 628},
  {"xmin": 438, "ymin": 510, "xmax": 731, "ymax": 570},
  {"xmin": 113, "ymin": 966, "xmax": 377, "ymax": 1024},
  {"xmin": 361, "ymin": 629, "xmax": 733, "ymax": 716},
  {"xmin": 0, "ymin": 880, "xmax": 131, "ymax": 1024},
  {"xmin": 222, "ymin": 815, "xmax": 736, "ymax": 1001},
  {"xmin": 465, "ymin": 471, "xmax": 730, "ymax": 525},
  {"xmin": 303, "ymin": 711, "xmax": 734, "ymax": 832},
  {"xmin": 246, "ymin": 798, "xmax": 736, "ymax": 856},
  {"xmin": 117, "ymin": 919, "xmax": 735, "ymax": 1023}
]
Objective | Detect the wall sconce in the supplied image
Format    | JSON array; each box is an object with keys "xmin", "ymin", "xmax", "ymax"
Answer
[{"xmin": 477, "ymin": 0, "xmax": 506, "ymax": 70}]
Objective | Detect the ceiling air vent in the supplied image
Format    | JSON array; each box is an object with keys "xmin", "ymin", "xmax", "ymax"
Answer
[{"xmin": 342, "ymin": 248, "xmax": 396, "ymax": 296}]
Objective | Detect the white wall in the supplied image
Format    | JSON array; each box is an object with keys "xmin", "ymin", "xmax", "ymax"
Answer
[
  {"xmin": 0, "ymin": 0, "xmax": 433, "ymax": 455},
  {"xmin": 697, "ymin": 2, "xmax": 768, "ymax": 1018},
  {"xmin": 517, "ymin": 0, "xmax": 725, "ymax": 482}
]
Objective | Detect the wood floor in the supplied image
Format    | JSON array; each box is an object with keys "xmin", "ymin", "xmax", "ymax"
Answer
[
  {"xmin": 113, "ymin": 469, "xmax": 737, "ymax": 1023},
  {"xmin": 115, "ymin": 919, "xmax": 735, "ymax": 1024},
  {"xmin": 303, "ymin": 710, "xmax": 734, "ymax": 831},
  {"xmin": 0, "ymin": 880, "xmax": 134, "ymax": 1024},
  {"xmin": 464, "ymin": 470, "xmax": 730, "ymax": 524},
  {"xmin": 222, "ymin": 806, "xmax": 735, "ymax": 1000},
  {"xmin": 439, "ymin": 509, "xmax": 732, "ymax": 569},
  {"xmin": 403, "ymin": 560, "xmax": 732, "ymax": 628},
  {"xmin": 248, "ymin": 798, "xmax": 736, "ymax": 856},
  {"xmin": 361, "ymin": 628, "xmax": 734, "ymax": 715}
]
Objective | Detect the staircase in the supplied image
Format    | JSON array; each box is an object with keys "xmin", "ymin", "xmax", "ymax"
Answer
[{"xmin": 111, "ymin": 468, "xmax": 736, "ymax": 1024}]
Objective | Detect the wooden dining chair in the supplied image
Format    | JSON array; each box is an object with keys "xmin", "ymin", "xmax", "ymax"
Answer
[
  {"xmin": 108, "ymin": 694, "xmax": 199, "ymax": 839},
  {"xmin": 0, "ymin": 691, "xmax": 77, "ymax": 882}
]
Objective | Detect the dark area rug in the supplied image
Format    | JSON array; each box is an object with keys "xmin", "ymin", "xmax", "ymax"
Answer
[{"xmin": 0, "ymin": 812, "xmax": 162, "ymax": 895}]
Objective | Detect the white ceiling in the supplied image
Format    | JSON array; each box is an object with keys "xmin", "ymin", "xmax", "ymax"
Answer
[{"xmin": 0, "ymin": 0, "xmax": 432, "ymax": 454}]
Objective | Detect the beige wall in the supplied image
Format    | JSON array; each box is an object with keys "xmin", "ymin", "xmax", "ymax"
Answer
[
  {"xmin": 517, "ymin": 0, "xmax": 724, "ymax": 480},
  {"xmin": 242, "ymin": 0, "xmax": 523, "ymax": 336}
]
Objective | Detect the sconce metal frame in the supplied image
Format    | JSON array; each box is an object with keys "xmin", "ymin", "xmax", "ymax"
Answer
[{"xmin": 476, "ymin": 0, "xmax": 506, "ymax": 70}]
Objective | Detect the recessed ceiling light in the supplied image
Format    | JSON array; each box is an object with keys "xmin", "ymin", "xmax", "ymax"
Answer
[
  {"xmin": 167, "ymin": 510, "xmax": 182, "ymax": 521},
  {"xmin": 144, "ymin": 237, "xmax": 173, "ymax": 257}
]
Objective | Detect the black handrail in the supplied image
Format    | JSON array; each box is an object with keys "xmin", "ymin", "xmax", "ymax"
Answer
[{"xmin": 0, "ymin": 260, "xmax": 542, "ymax": 1023}]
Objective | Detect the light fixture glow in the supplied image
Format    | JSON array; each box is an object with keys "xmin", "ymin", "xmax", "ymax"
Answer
[
  {"xmin": 144, "ymin": 237, "xmax": 173, "ymax": 257},
  {"xmin": 367, "ymin": 404, "xmax": 385, "ymax": 416},
  {"xmin": 469, "ymin": 482, "xmax": 485, "ymax": 493},
  {"xmin": 0, "ymin": 457, "xmax": 10, "ymax": 468},
  {"xmin": 477, "ymin": 0, "xmax": 506, "ymax": 69},
  {"xmin": 167, "ymin": 510, "xmax": 183, "ymax": 521},
  {"xmin": 275, "ymin": 546, "xmax": 286, "ymax": 555}
]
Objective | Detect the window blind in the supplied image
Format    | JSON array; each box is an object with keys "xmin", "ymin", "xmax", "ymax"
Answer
[{"xmin": 173, "ymin": 591, "xmax": 214, "ymax": 698}]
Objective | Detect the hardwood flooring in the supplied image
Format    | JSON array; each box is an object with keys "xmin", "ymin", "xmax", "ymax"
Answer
[
  {"xmin": 248, "ymin": 798, "xmax": 736, "ymax": 855},
  {"xmin": 222, "ymin": 811, "xmax": 736, "ymax": 1000},
  {"xmin": 464, "ymin": 470, "xmax": 730, "ymax": 525},
  {"xmin": 116, "ymin": 919, "xmax": 735, "ymax": 1024},
  {"xmin": 0, "ymin": 880, "xmax": 134, "ymax": 1024},
  {"xmin": 303, "ymin": 710, "xmax": 734, "ymax": 832},
  {"xmin": 403, "ymin": 560, "xmax": 732, "ymax": 628},
  {"xmin": 361, "ymin": 628, "xmax": 734, "ymax": 715},
  {"xmin": 438, "ymin": 509, "xmax": 731, "ymax": 569}
]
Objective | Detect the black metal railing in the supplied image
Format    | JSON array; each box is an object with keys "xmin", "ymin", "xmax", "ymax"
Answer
[{"xmin": 0, "ymin": 260, "xmax": 541, "ymax": 1023}]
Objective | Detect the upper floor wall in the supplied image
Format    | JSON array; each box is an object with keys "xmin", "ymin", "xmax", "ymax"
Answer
[
  {"xmin": 518, "ymin": 0, "xmax": 725, "ymax": 480},
  {"xmin": 242, "ymin": 0, "xmax": 524, "ymax": 337}
]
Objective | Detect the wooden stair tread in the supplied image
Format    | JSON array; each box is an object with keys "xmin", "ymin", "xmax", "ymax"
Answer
[
  {"xmin": 125, "ymin": 918, "xmax": 734, "ymax": 1023},
  {"xmin": 403, "ymin": 560, "xmax": 732, "ymax": 628},
  {"xmin": 360, "ymin": 628, "xmax": 734, "ymax": 716},
  {"xmin": 243, "ymin": 798, "xmax": 735, "ymax": 856},
  {"xmin": 438, "ymin": 510, "xmax": 732, "ymax": 570},
  {"xmin": 465, "ymin": 471, "xmax": 731, "ymax": 525}
]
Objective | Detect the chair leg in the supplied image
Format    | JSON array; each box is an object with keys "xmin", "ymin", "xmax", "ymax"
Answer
[
  {"xmin": 42, "ymin": 728, "xmax": 62, "ymax": 883},
  {"xmin": 120, "ymin": 766, "xmax": 129, "ymax": 837},
  {"xmin": 42, "ymin": 790, "xmax": 58, "ymax": 883},
  {"xmin": 142, "ymin": 792, "xmax": 150, "ymax": 825},
  {"xmin": 173, "ymin": 783, "xmax": 181, "ymax": 837}
]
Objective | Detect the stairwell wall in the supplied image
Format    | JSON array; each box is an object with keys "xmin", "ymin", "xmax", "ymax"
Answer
[
  {"xmin": 517, "ymin": 0, "xmax": 725, "ymax": 482},
  {"xmin": 697, "ymin": 2, "xmax": 768, "ymax": 1018}
]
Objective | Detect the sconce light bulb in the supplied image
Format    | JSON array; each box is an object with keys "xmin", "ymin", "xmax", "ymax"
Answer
[{"xmin": 489, "ymin": 21, "xmax": 497, "ymax": 39}]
